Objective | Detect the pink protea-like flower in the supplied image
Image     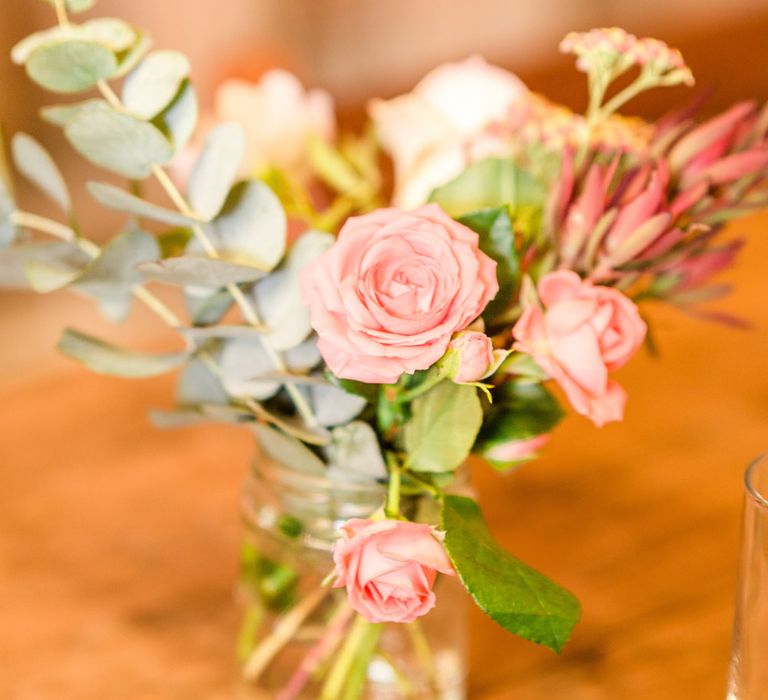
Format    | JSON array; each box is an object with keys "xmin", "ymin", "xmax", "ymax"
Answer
[
  {"xmin": 513, "ymin": 270, "xmax": 646, "ymax": 426},
  {"xmin": 299, "ymin": 204, "xmax": 498, "ymax": 384},
  {"xmin": 332, "ymin": 519, "xmax": 455, "ymax": 624}
]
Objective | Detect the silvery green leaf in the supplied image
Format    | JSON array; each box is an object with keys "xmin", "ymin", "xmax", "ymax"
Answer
[
  {"xmin": 80, "ymin": 18, "xmax": 136, "ymax": 52},
  {"xmin": 57, "ymin": 328, "xmax": 188, "ymax": 377},
  {"xmin": 188, "ymin": 123, "xmax": 245, "ymax": 220},
  {"xmin": 73, "ymin": 229, "xmax": 160, "ymax": 322},
  {"xmin": 26, "ymin": 40, "xmax": 117, "ymax": 93},
  {"xmin": 0, "ymin": 241, "xmax": 90, "ymax": 288},
  {"xmin": 11, "ymin": 133, "xmax": 70, "ymax": 212},
  {"xmin": 325, "ymin": 422, "xmax": 387, "ymax": 481},
  {"xmin": 157, "ymin": 81, "xmax": 197, "ymax": 151},
  {"xmin": 24, "ymin": 259, "xmax": 82, "ymax": 292},
  {"xmin": 306, "ymin": 383, "xmax": 367, "ymax": 427},
  {"xmin": 0, "ymin": 132, "xmax": 16, "ymax": 249},
  {"xmin": 177, "ymin": 357, "xmax": 229, "ymax": 406},
  {"xmin": 284, "ymin": 338, "xmax": 321, "ymax": 372},
  {"xmin": 12, "ymin": 26, "xmax": 72, "ymax": 64},
  {"xmin": 112, "ymin": 32, "xmax": 151, "ymax": 79},
  {"xmin": 200, "ymin": 180, "xmax": 286, "ymax": 270},
  {"xmin": 87, "ymin": 181, "xmax": 194, "ymax": 227},
  {"xmin": 150, "ymin": 405, "xmax": 252, "ymax": 429},
  {"xmin": 41, "ymin": 0, "xmax": 96, "ymax": 12},
  {"xmin": 122, "ymin": 50, "xmax": 190, "ymax": 120},
  {"xmin": 252, "ymin": 230, "xmax": 333, "ymax": 350},
  {"xmin": 137, "ymin": 256, "xmax": 266, "ymax": 287},
  {"xmin": 186, "ymin": 287, "xmax": 233, "ymax": 325},
  {"xmin": 218, "ymin": 338, "xmax": 279, "ymax": 400},
  {"xmin": 40, "ymin": 98, "xmax": 105, "ymax": 127},
  {"xmin": 179, "ymin": 325, "xmax": 263, "ymax": 344},
  {"xmin": 64, "ymin": 101, "xmax": 173, "ymax": 178},
  {"xmin": 253, "ymin": 423, "xmax": 326, "ymax": 475}
]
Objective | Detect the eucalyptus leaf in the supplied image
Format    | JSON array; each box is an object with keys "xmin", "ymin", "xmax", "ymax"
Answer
[
  {"xmin": 137, "ymin": 256, "xmax": 266, "ymax": 287},
  {"xmin": 122, "ymin": 50, "xmax": 190, "ymax": 120},
  {"xmin": 325, "ymin": 422, "xmax": 386, "ymax": 482},
  {"xmin": 179, "ymin": 324, "xmax": 264, "ymax": 344},
  {"xmin": 41, "ymin": 0, "xmax": 96, "ymax": 12},
  {"xmin": 0, "ymin": 132, "xmax": 17, "ymax": 248},
  {"xmin": 57, "ymin": 328, "xmax": 187, "ymax": 377},
  {"xmin": 253, "ymin": 423, "xmax": 326, "ymax": 475},
  {"xmin": 40, "ymin": 98, "xmax": 105, "ymax": 127},
  {"xmin": 284, "ymin": 338, "xmax": 321, "ymax": 372},
  {"xmin": 219, "ymin": 338, "xmax": 280, "ymax": 400},
  {"xmin": 155, "ymin": 81, "xmax": 197, "ymax": 151},
  {"xmin": 79, "ymin": 18, "xmax": 136, "ymax": 51},
  {"xmin": 199, "ymin": 180, "xmax": 287, "ymax": 270},
  {"xmin": 87, "ymin": 181, "xmax": 195, "ymax": 227},
  {"xmin": 24, "ymin": 259, "xmax": 82, "ymax": 292},
  {"xmin": 188, "ymin": 123, "xmax": 246, "ymax": 220},
  {"xmin": 252, "ymin": 230, "xmax": 333, "ymax": 350},
  {"xmin": 442, "ymin": 495, "xmax": 580, "ymax": 652},
  {"xmin": 459, "ymin": 207, "xmax": 518, "ymax": 320},
  {"xmin": 64, "ymin": 101, "xmax": 173, "ymax": 178},
  {"xmin": 186, "ymin": 287, "xmax": 233, "ymax": 326},
  {"xmin": 112, "ymin": 32, "xmax": 151, "ymax": 79},
  {"xmin": 26, "ymin": 40, "xmax": 117, "ymax": 93},
  {"xmin": 150, "ymin": 405, "xmax": 253, "ymax": 429},
  {"xmin": 306, "ymin": 383, "xmax": 367, "ymax": 427},
  {"xmin": 11, "ymin": 133, "xmax": 70, "ymax": 212},
  {"xmin": 404, "ymin": 381, "xmax": 482, "ymax": 472},
  {"xmin": 177, "ymin": 357, "xmax": 229, "ymax": 406},
  {"xmin": 73, "ymin": 228, "xmax": 160, "ymax": 322},
  {"xmin": 0, "ymin": 241, "xmax": 89, "ymax": 289}
]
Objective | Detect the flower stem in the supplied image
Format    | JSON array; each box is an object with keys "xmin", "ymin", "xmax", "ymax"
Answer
[
  {"xmin": 407, "ymin": 619, "xmax": 439, "ymax": 697},
  {"xmin": 319, "ymin": 615, "xmax": 380, "ymax": 700},
  {"xmin": 385, "ymin": 453, "xmax": 401, "ymax": 517}
]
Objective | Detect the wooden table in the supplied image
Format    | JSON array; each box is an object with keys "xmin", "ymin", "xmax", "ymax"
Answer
[{"xmin": 1, "ymin": 212, "xmax": 767, "ymax": 699}]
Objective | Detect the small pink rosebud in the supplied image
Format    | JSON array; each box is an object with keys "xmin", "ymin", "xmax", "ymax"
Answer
[
  {"xmin": 484, "ymin": 434, "xmax": 550, "ymax": 466},
  {"xmin": 447, "ymin": 331, "xmax": 495, "ymax": 383},
  {"xmin": 332, "ymin": 519, "xmax": 454, "ymax": 624}
]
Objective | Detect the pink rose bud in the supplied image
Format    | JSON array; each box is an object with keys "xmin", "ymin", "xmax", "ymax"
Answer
[
  {"xmin": 332, "ymin": 519, "xmax": 455, "ymax": 624},
  {"xmin": 447, "ymin": 331, "xmax": 494, "ymax": 383},
  {"xmin": 484, "ymin": 434, "xmax": 550, "ymax": 465},
  {"xmin": 513, "ymin": 270, "xmax": 646, "ymax": 427},
  {"xmin": 300, "ymin": 204, "xmax": 498, "ymax": 384}
]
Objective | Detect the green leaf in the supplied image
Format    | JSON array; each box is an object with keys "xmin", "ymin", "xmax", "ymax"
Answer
[
  {"xmin": 122, "ymin": 50, "xmax": 190, "ymax": 119},
  {"xmin": 177, "ymin": 357, "xmax": 229, "ymax": 406},
  {"xmin": 0, "ymin": 242, "xmax": 89, "ymax": 289},
  {"xmin": 0, "ymin": 128, "xmax": 18, "ymax": 248},
  {"xmin": 429, "ymin": 158, "xmax": 546, "ymax": 222},
  {"xmin": 253, "ymin": 423, "xmax": 326, "ymax": 475},
  {"xmin": 57, "ymin": 328, "xmax": 187, "ymax": 377},
  {"xmin": 198, "ymin": 180, "xmax": 287, "ymax": 270},
  {"xmin": 41, "ymin": 0, "xmax": 97, "ymax": 11},
  {"xmin": 64, "ymin": 101, "xmax": 173, "ymax": 178},
  {"xmin": 40, "ymin": 98, "xmax": 105, "ymax": 127},
  {"xmin": 441, "ymin": 495, "xmax": 580, "ymax": 652},
  {"xmin": 73, "ymin": 228, "xmax": 160, "ymax": 321},
  {"xmin": 137, "ymin": 256, "xmax": 267, "ymax": 287},
  {"xmin": 188, "ymin": 123, "xmax": 245, "ymax": 220},
  {"xmin": 325, "ymin": 421, "xmax": 387, "ymax": 482},
  {"xmin": 404, "ymin": 381, "xmax": 482, "ymax": 472},
  {"xmin": 305, "ymin": 383, "xmax": 367, "ymax": 428},
  {"xmin": 11, "ymin": 133, "xmax": 70, "ymax": 212},
  {"xmin": 154, "ymin": 81, "xmax": 197, "ymax": 151},
  {"xmin": 459, "ymin": 207, "xmax": 519, "ymax": 320},
  {"xmin": 186, "ymin": 287, "xmax": 233, "ymax": 326},
  {"xmin": 26, "ymin": 39, "xmax": 117, "ymax": 93},
  {"xmin": 86, "ymin": 181, "xmax": 194, "ymax": 227},
  {"xmin": 112, "ymin": 31, "xmax": 151, "ymax": 79}
]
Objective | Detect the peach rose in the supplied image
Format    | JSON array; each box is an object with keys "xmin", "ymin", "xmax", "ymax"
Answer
[
  {"xmin": 447, "ymin": 331, "xmax": 494, "ymax": 383},
  {"xmin": 513, "ymin": 271, "xmax": 646, "ymax": 426},
  {"xmin": 300, "ymin": 204, "xmax": 498, "ymax": 384},
  {"xmin": 332, "ymin": 519, "xmax": 454, "ymax": 624},
  {"xmin": 369, "ymin": 56, "xmax": 528, "ymax": 208}
]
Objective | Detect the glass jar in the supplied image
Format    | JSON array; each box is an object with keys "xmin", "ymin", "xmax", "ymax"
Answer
[{"xmin": 235, "ymin": 451, "xmax": 469, "ymax": 700}]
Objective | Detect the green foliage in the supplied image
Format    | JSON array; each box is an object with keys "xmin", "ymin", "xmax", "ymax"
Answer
[
  {"xmin": 253, "ymin": 423, "xmax": 326, "ymax": 475},
  {"xmin": 441, "ymin": 495, "xmax": 580, "ymax": 652},
  {"xmin": 404, "ymin": 381, "xmax": 482, "ymax": 472},
  {"xmin": 11, "ymin": 133, "xmax": 70, "ymax": 212},
  {"xmin": 240, "ymin": 542, "xmax": 298, "ymax": 613},
  {"xmin": 57, "ymin": 328, "xmax": 188, "ymax": 377},
  {"xmin": 137, "ymin": 256, "xmax": 266, "ymax": 287},
  {"xmin": 121, "ymin": 50, "xmax": 190, "ymax": 120},
  {"xmin": 64, "ymin": 101, "xmax": 173, "ymax": 178},
  {"xmin": 152, "ymin": 81, "xmax": 198, "ymax": 152},
  {"xmin": 325, "ymin": 421, "xmax": 387, "ymax": 482},
  {"xmin": 0, "ymin": 242, "xmax": 88, "ymax": 289},
  {"xmin": 87, "ymin": 181, "xmax": 194, "ymax": 228},
  {"xmin": 459, "ymin": 207, "xmax": 519, "ymax": 321},
  {"xmin": 26, "ymin": 40, "xmax": 116, "ymax": 93},
  {"xmin": 41, "ymin": 0, "xmax": 97, "ymax": 11}
]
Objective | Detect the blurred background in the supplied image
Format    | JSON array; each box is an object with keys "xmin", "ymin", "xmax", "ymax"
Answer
[{"xmin": 2, "ymin": 1, "xmax": 768, "ymax": 698}]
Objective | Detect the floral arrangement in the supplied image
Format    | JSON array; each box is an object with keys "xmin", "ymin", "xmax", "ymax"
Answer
[{"xmin": 3, "ymin": 2, "xmax": 767, "ymax": 697}]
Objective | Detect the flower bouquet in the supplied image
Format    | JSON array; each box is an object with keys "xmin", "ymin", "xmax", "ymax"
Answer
[{"xmin": 3, "ymin": 2, "xmax": 767, "ymax": 697}]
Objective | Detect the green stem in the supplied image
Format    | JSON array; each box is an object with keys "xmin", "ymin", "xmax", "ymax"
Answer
[
  {"xmin": 319, "ymin": 615, "xmax": 376, "ymax": 700},
  {"xmin": 395, "ymin": 373, "xmax": 444, "ymax": 405},
  {"xmin": 385, "ymin": 453, "xmax": 401, "ymax": 517},
  {"xmin": 407, "ymin": 620, "xmax": 439, "ymax": 697}
]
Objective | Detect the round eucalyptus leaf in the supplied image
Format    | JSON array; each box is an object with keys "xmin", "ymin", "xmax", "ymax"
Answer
[
  {"xmin": 41, "ymin": 0, "xmax": 97, "ymax": 13},
  {"xmin": 79, "ymin": 18, "xmax": 136, "ymax": 51},
  {"xmin": 325, "ymin": 422, "xmax": 387, "ymax": 481},
  {"xmin": 284, "ymin": 338, "xmax": 321, "ymax": 372},
  {"xmin": 12, "ymin": 26, "xmax": 72, "ymax": 65},
  {"xmin": 87, "ymin": 181, "xmax": 194, "ymax": 227},
  {"xmin": 26, "ymin": 40, "xmax": 117, "ymax": 93},
  {"xmin": 122, "ymin": 50, "xmax": 191, "ymax": 119},
  {"xmin": 11, "ymin": 133, "xmax": 70, "ymax": 212},
  {"xmin": 137, "ymin": 256, "xmax": 267, "ymax": 287},
  {"xmin": 0, "ymin": 241, "xmax": 89, "ymax": 289},
  {"xmin": 157, "ymin": 81, "xmax": 197, "ymax": 151},
  {"xmin": 306, "ymin": 383, "xmax": 367, "ymax": 427},
  {"xmin": 64, "ymin": 101, "xmax": 174, "ymax": 178},
  {"xmin": 219, "ymin": 338, "xmax": 280, "ymax": 400},
  {"xmin": 253, "ymin": 423, "xmax": 326, "ymax": 475},
  {"xmin": 40, "ymin": 98, "xmax": 105, "ymax": 127},
  {"xmin": 200, "ymin": 180, "xmax": 287, "ymax": 270},
  {"xmin": 188, "ymin": 122, "xmax": 245, "ymax": 220},
  {"xmin": 113, "ymin": 32, "xmax": 151, "ymax": 79}
]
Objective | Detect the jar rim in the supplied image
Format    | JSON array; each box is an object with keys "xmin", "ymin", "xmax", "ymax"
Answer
[{"xmin": 745, "ymin": 454, "xmax": 768, "ymax": 510}]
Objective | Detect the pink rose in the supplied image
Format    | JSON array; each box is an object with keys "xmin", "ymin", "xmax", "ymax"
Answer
[
  {"xmin": 447, "ymin": 331, "xmax": 494, "ymax": 383},
  {"xmin": 369, "ymin": 56, "xmax": 528, "ymax": 208},
  {"xmin": 332, "ymin": 519, "xmax": 454, "ymax": 624},
  {"xmin": 483, "ymin": 434, "xmax": 550, "ymax": 465},
  {"xmin": 300, "ymin": 204, "xmax": 498, "ymax": 384},
  {"xmin": 513, "ymin": 270, "xmax": 646, "ymax": 426}
]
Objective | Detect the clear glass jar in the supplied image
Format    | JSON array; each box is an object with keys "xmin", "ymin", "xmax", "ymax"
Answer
[{"xmin": 235, "ymin": 451, "xmax": 469, "ymax": 700}]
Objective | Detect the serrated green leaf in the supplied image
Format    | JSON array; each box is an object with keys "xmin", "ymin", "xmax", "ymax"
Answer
[
  {"xmin": 404, "ymin": 381, "xmax": 482, "ymax": 472},
  {"xmin": 11, "ymin": 132, "xmax": 70, "ymax": 212},
  {"xmin": 87, "ymin": 181, "xmax": 195, "ymax": 227},
  {"xmin": 57, "ymin": 328, "xmax": 187, "ymax": 377},
  {"xmin": 459, "ymin": 207, "xmax": 519, "ymax": 321},
  {"xmin": 26, "ymin": 39, "xmax": 117, "ymax": 93},
  {"xmin": 188, "ymin": 122, "xmax": 245, "ymax": 220},
  {"xmin": 137, "ymin": 256, "xmax": 267, "ymax": 287},
  {"xmin": 64, "ymin": 101, "xmax": 173, "ymax": 178},
  {"xmin": 122, "ymin": 50, "xmax": 190, "ymax": 120},
  {"xmin": 442, "ymin": 495, "xmax": 580, "ymax": 652},
  {"xmin": 253, "ymin": 423, "xmax": 326, "ymax": 475}
]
